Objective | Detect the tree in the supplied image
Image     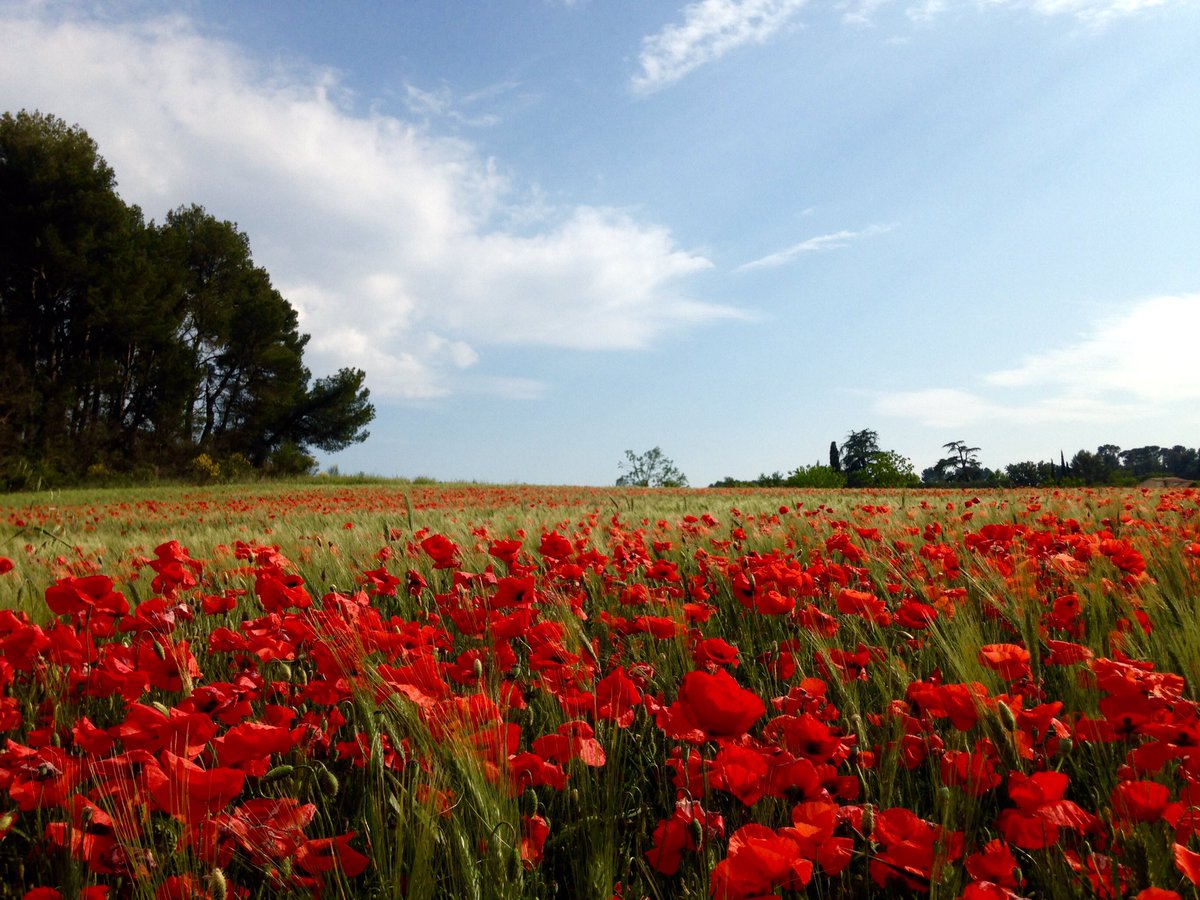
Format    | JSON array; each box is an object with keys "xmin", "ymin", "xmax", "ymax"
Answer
[
  {"xmin": 0, "ymin": 109, "xmax": 162, "ymax": 473},
  {"xmin": 855, "ymin": 449, "xmax": 921, "ymax": 488},
  {"xmin": 829, "ymin": 441, "xmax": 841, "ymax": 473},
  {"xmin": 616, "ymin": 447, "xmax": 688, "ymax": 488},
  {"xmin": 839, "ymin": 429, "xmax": 879, "ymax": 479},
  {"xmin": 0, "ymin": 111, "xmax": 373, "ymax": 485},
  {"xmin": 932, "ymin": 440, "xmax": 983, "ymax": 483}
]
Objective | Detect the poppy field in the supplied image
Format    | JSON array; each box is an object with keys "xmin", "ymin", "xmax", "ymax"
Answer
[{"xmin": 0, "ymin": 482, "xmax": 1199, "ymax": 900}]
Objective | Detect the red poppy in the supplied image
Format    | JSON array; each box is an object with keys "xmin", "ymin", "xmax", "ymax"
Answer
[
  {"xmin": 295, "ymin": 832, "xmax": 370, "ymax": 877},
  {"xmin": 1111, "ymin": 780, "xmax": 1169, "ymax": 824},
  {"xmin": 1174, "ymin": 843, "xmax": 1200, "ymax": 886},
  {"xmin": 659, "ymin": 669, "xmax": 766, "ymax": 743},
  {"xmin": 519, "ymin": 815, "xmax": 551, "ymax": 869},
  {"xmin": 710, "ymin": 824, "xmax": 813, "ymax": 899},
  {"xmin": 997, "ymin": 771, "xmax": 1097, "ymax": 850},
  {"xmin": 965, "ymin": 839, "xmax": 1023, "ymax": 889},
  {"xmin": 978, "ymin": 644, "xmax": 1032, "ymax": 681},
  {"xmin": 150, "ymin": 751, "xmax": 245, "ymax": 823}
]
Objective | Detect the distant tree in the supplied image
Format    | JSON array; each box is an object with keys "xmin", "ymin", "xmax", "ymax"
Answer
[
  {"xmin": 829, "ymin": 441, "xmax": 841, "ymax": 473},
  {"xmin": 1120, "ymin": 446, "xmax": 1164, "ymax": 478},
  {"xmin": 840, "ymin": 429, "xmax": 880, "ymax": 482},
  {"xmin": 855, "ymin": 449, "xmax": 921, "ymax": 488},
  {"xmin": 933, "ymin": 440, "xmax": 983, "ymax": 483},
  {"xmin": 1096, "ymin": 444, "xmax": 1122, "ymax": 472},
  {"xmin": 1163, "ymin": 445, "xmax": 1199, "ymax": 480},
  {"xmin": 1070, "ymin": 449, "xmax": 1108, "ymax": 486},
  {"xmin": 616, "ymin": 447, "xmax": 688, "ymax": 488}
]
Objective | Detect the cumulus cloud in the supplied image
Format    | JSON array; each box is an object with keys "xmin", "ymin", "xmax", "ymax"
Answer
[
  {"xmin": 0, "ymin": 9, "xmax": 738, "ymax": 398},
  {"xmin": 632, "ymin": 0, "xmax": 808, "ymax": 94},
  {"xmin": 873, "ymin": 295, "xmax": 1200, "ymax": 427},
  {"xmin": 735, "ymin": 223, "xmax": 895, "ymax": 272}
]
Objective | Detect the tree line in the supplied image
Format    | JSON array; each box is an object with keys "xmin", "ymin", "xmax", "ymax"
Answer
[
  {"xmin": 0, "ymin": 110, "xmax": 374, "ymax": 489},
  {"xmin": 711, "ymin": 431, "xmax": 1199, "ymax": 489}
]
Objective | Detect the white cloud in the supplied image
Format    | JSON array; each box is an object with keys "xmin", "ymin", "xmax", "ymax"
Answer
[
  {"xmin": 984, "ymin": 295, "xmax": 1200, "ymax": 401},
  {"xmin": 736, "ymin": 223, "xmax": 895, "ymax": 271},
  {"xmin": 841, "ymin": 0, "xmax": 1179, "ymax": 27},
  {"xmin": 874, "ymin": 294, "xmax": 1200, "ymax": 427},
  {"xmin": 909, "ymin": 0, "xmax": 1177, "ymax": 24},
  {"xmin": 0, "ymin": 9, "xmax": 737, "ymax": 399},
  {"xmin": 632, "ymin": 0, "xmax": 808, "ymax": 94}
]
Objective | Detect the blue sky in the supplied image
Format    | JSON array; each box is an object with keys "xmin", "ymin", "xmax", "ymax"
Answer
[{"xmin": 3, "ymin": 0, "xmax": 1198, "ymax": 485}]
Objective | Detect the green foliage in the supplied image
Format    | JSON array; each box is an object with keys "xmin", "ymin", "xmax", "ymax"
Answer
[
  {"xmin": 785, "ymin": 463, "xmax": 847, "ymax": 488},
  {"xmin": 616, "ymin": 447, "xmax": 688, "ymax": 488},
  {"xmin": 268, "ymin": 441, "xmax": 319, "ymax": 477}
]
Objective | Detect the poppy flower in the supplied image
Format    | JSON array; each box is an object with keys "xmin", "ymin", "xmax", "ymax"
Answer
[
  {"xmin": 997, "ymin": 771, "xmax": 1097, "ymax": 850},
  {"xmin": 1111, "ymin": 780, "xmax": 1170, "ymax": 824},
  {"xmin": 150, "ymin": 751, "xmax": 245, "ymax": 823},
  {"xmin": 1174, "ymin": 843, "xmax": 1200, "ymax": 886},
  {"xmin": 296, "ymin": 832, "xmax": 370, "ymax": 877},
  {"xmin": 978, "ymin": 644, "xmax": 1032, "ymax": 681},
  {"xmin": 647, "ymin": 800, "xmax": 725, "ymax": 876},
  {"xmin": 710, "ymin": 824, "xmax": 813, "ymax": 899},
  {"xmin": 660, "ymin": 669, "xmax": 766, "ymax": 743},
  {"xmin": 519, "ymin": 815, "xmax": 551, "ymax": 869},
  {"xmin": 965, "ymin": 839, "xmax": 1023, "ymax": 889}
]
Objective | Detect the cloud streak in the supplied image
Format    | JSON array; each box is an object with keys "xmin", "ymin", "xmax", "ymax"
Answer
[
  {"xmin": 632, "ymin": 0, "xmax": 808, "ymax": 94},
  {"xmin": 0, "ymin": 9, "xmax": 740, "ymax": 399},
  {"xmin": 736, "ymin": 223, "xmax": 896, "ymax": 271},
  {"xmin": 873, "ymin": 294, "xmax": 1200, "ymax": 427}
]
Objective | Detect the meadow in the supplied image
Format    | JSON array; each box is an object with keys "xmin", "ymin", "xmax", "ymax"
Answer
[{"xmin": 0, "ymin": 481, "xmax": 1197, "ymax": 899}]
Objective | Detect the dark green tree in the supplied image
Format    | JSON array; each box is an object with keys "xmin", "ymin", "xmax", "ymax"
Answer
[
  {"xmin": 839, "ymin": 429, "xmax": 879, "ymax": 479},
  {"xmin": 932, "ymin": 440, "xmax": 983, "ymax": 483},
  {"xmin": 0, "ymin": 109, "xmax": 171, "ymax": 474},
  {"xmin": 158, "ymin": 204, "xmax": 373, "ymax": 465},
  {"xmin": 0, "ymin": 111, "xmax": 373, "ymax": 485},
  {"xmin": 829, "ymin": 440, "xmax": 841, "ymax": 473}
]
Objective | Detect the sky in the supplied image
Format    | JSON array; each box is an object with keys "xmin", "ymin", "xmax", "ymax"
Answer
[{"xmin": 2, "ymin": 0, "xmax": 1198, "ymax": 485}]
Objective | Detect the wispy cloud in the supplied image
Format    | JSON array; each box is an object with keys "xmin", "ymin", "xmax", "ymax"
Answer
[
  {"xmin": 1003, "ymin": 0, "xmax": 1175, "ymax": 26},
  {"xmin": 873, "ymin": 294, "xmax": 1200, "ymax": 427},
  {"xmin": 0, "ymin": 10, "xmax": 742, "ymax": 400},
  {"xmin": 736, "ymin": 223, "xmax": 895, "ymax": 272},
  {"xmin": 632, "ymin": 0, "xmax": 808, "ymax": 94},
  {"xmin": 842, "ymin": 0, "xmax": 1179, "ymax": 27}
]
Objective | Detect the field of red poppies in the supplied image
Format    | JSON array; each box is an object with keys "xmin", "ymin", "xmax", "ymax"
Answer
[{"xmin": 0, "ymin": 482, "xmax": 1198, "ymax": 899}]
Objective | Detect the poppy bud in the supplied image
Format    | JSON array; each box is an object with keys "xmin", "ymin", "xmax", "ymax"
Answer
[
  {"xmin": 152, "ymin": 639, "xmax": 167, "ymax": 660},
  {"xmin": 210, "ymin": 868, "xmax": 228, "ymax": 900},
  {"xmin": 525, "ymin": 789, "xmax": 538, "ymax": 814},
  {"xmin": 861, "ymin": 804, "xmax": 875, "ymax": 837},
  {"xmin": 262, "ymin": 764, "xmax": 295, "ymax": 783},
  {"xmin": 151, "ymin": 701, "xmax": 171, "ymax": 717},
  {"xmin": 473, "ymin": 658, "xmax": 484, "ymax": 680},
  {"xmin": 316, "ymin": 763, "xmax": 340, "ymax": 796},
  {"xmin": 997, "ymin": 700, "xmax": 1017, "ymax": 731},
  {"xmin": 1057, "ymin": 737, "xmax": 1073, "ymax": 755},
  {"xmin": 689, "ymin": 816, "xmax": 705, "ymax": 847}
]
